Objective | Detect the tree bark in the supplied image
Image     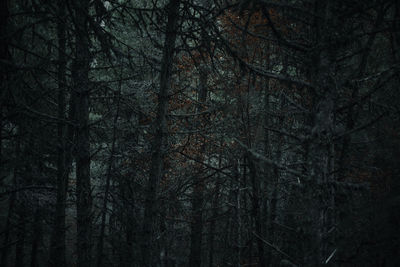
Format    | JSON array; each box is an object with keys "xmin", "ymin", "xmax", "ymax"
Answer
[
  {"xmin": 189, "ymin": 62, "xmax": 208, "ymax": 267},
  {"xmin": 30, "ymin": 208, "xmax": 42, "ymax": 267},
  {"xmin": 305, "ymin": 1, "xmax": 337, "ymax": 265},
  {"xmin": 208, "ymin": 144, "xmax": 222, "ymax": 267},
  {"xmin": 248, "ymin": 156, "xmax": 266, "ymax": 267},
  {"xmin": 15, "ymin": 209, "xmax": 26, "ymax": 267},
  {"xmin": 48, "ymin": 1, "xmax": 68, "ymax": 265},
  {"xmin": 1, "ymin": 130, "xmax": 21, "ymax": 267},
  {"xmin": 96, "ymin": 89, "xmax": 121, "ymax": 267},
  {"xmin": 0, "ymin": 0, "xmax": 9, "ymax": 165},
  {"xmin": 72, "ymin": 0, "xmax": 92, "ymax": 266},
  {"xmin": 141, "ymin": 0, "xmax": 180, "ymax": 265}
]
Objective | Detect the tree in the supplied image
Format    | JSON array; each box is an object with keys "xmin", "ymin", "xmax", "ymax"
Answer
[
  {"xmin": 141, "ymin": 0, "xmax": 180, "ymax": 266},
  {"xmin": 72, "ymin": 0, "xmax": 92, "ymax": 265}
]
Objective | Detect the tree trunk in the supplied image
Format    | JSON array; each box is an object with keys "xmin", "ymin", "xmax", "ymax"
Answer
[
  {"xmin": 207, "ymin": 185, "xmax": 219, "ymax": 267},
  {"xmin": 72, "ymin": 0, "xmax": 92, "ymax": 266},
  {"xmin": 0, "ymin": 3, "xmax": 10, "ymax": 263},
  {"xmin": 248, "ymin": 156, "xmax": 266, "ymax": 267},
  {"xmin": 30, "ymin": 208, "xmax": 42, "ymax": 267},
  {"xmin": 141, "ymin": 0, "xmax": 180, "ymax": 265},
  {"xmin": 1, "ymin": 130, "xmax": 21, "ymax": 267},
  {"xmin": 0, "ymin": 0, "xmax": 9, "ymax": 165},
  {"xmin": 96, "ymin": 89, "xmax": 121, "ymax": 267},
  {"xmin": 208, "ymin": 144, "xmax": 222, "ymax": 267},
  {"xmin": 15, "ymin": 208, "xmax": 26, "ymax": 267},
  {"xmin": 189, "ymin": 61, "xmax": 208, "ymax": 267},
  {"xmin": 48, "ymin": 1, "xmax": 68, "ymax": 265},
  {"xmin": 305, "ymin": 1, "xmax": 337, "ymax": 265},
  {"xmin": 262, "ymin": 85, "xmax": 273, "ymax": 267}
]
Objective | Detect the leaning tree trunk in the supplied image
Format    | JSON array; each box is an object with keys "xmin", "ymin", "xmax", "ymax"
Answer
[
  {"xmin": 141, "ymin": 0, "xmax": 180, "ymax": 266},
  {"xmin": 72, "ymin": 0, "xmax": 92, "ymax": 266}
]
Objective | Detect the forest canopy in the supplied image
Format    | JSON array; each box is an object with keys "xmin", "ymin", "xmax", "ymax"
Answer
[{"xmin": 0, "ymin": 0, "xmax": 399, "ymax": 266}]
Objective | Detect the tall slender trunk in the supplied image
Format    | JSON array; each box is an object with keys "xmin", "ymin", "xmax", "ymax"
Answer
[
  {"xmin": 0, "ymin": 4, "xmax": 10, "ymax": 260},
  {"xmin": 96, "ymin": 89, "xmax": 121, "ymax": 267},
  {"xmin": 15, "ymin": 208, "xmax": 26, "ymax": 267},
  {"xmin": 262, "ymin": 84, "xmax": 273, "ymax": 267},
  {"xmin": 207, "ymin": 183, "xmax": 220, "ymax": 267},
  {"xmin": 189, "ymin": 62, "xmax": 208, "ymax": 267},
  {"xmin": 141, "ymin": 1, "xmax": 180, "ymax": 265},
  {"xmin": 208, "ymin": 144, "xmax": 222, "ymax": 267},
  {"xmin": 124, "ymin": 198, "xmax": 136, "ymax": 267},
  {"xmin": 1, "ymin": 130, "xmax": 21, "ymax": 267},
  {"xmin": 72, "ymin": 0, "xmax": 92, "ymax": 266},
  {"xmin": 234, "ymin": 160, "xmax": 242, "ymax": 267},
  {"xmin": 48, "ymin": 1, "xmax": 68, "ymax": 265},
  {"xmin": 30, "ymin": 208, "xmax": 42, "ymax": 267},
  {"xmin": 265, "ymin": 91, "xmax": 285, "ymax": 267},
  {"xmin": 0, "ymin": 0, "xmax": 8, "ymax": 165},
  {"xmin": 248, "ymin": 156, "xmax": 266, "ymax": 267},
  {"xmin": 305, "ymin": 1, "xmax": 337, "ymax": 265}
]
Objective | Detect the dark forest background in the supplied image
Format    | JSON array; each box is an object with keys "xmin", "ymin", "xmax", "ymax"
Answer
[{"xmin": 0, "ymin": 0, "xmax": 399, "ymax": 266}]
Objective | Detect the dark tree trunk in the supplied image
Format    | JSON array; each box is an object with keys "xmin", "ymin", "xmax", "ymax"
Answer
[
  {"xmin": 72, "ymin": 0, "xmax": 92, "ymax": 266},
  {"xmin": 96, "ymin": 90, "xmax": 121, "ymax": 267},
  {"xmin": 0, "ymin": 0, "xmax": 9, "ymax": 164},
  {"xmin": 1, "ymin": 131, "xmax": 21, "ymax": 267},
  {"xmin": 304, "ymin": 1, "xmax": 338, "ymax": 265},
  {"xmin": 15, "ymin": 209, "xmax": 26, "ymax": 267},
  {"xmin": 208, "ymin": 150, "xmax": 222, "ymax": 267},
  {"xmin": 189, "ymin": 63, "xmax": 208, "ymax": 267},
  {"xmin": 263, "ymin": 87, "xmax": 273, "ymax": 267},
  {"xmin": 141, "ymin": 0, "xmax": 180, "ymax": 266},
  {"xmin": 30, "ymin": 209, "xmax": 42, "ymax": 267},
  {"xmin": 248, "ymin": 156, "xmax": 266, "ymax": 267},
  {"xmin": 0, "ymin": 4, "xmax": 10, "ymax": 260},
  {"xmin": 48, "ymin": 1, "xmax": 68, "ymax": 265}
]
